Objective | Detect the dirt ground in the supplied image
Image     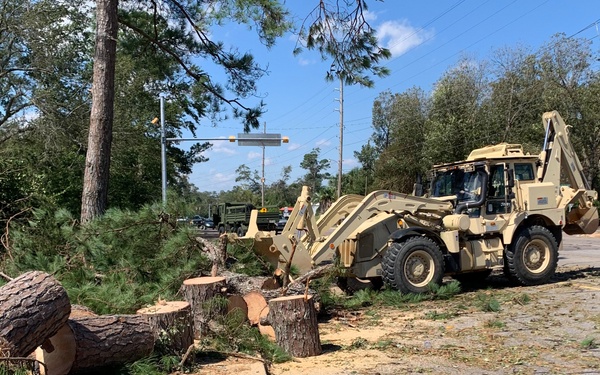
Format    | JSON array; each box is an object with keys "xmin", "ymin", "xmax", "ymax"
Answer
[
  {"xmin": 190, "ymin": 229, "xmax": 600, "ymax": 375},
  {"xmin": 192, "ymin": 264, "xmax": 600, "ymax": 375}
]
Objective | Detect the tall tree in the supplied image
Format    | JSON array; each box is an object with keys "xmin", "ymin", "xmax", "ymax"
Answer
[
  {"xmin": 425, "ymin": 57, "xmax": 492, "ymax": 165},
  {"xmin": 81, "ymin": 0, "xmax": 291, "ymax": 221},
  {"xmin": 81, "ymin": 0, "xmax": 119, "ymax": 223},
  {"xmin": 300, "ymin": 148, "xmax": 331, "ymax": 194},
  {"xmin": 373, "ymin": 87, "xmax": 429, "ymax": 193}
]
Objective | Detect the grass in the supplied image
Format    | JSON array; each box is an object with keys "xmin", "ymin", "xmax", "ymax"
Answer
[
  {"xmin": 580, "ymin": 337, "xmax": 598, "ymax": 350},
  {"xmin": 475, "ymin": 292, "xmax": 501, "ymax": 312},
  {"xmin": 484, "ymin": 319, "xmax": 506, "ymax": 329},
  {"xmin": 425, "ymin": 310, "xmax": 457, "ymax": 320}
]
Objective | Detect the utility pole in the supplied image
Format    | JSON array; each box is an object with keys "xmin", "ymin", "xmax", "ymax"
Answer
[{"xmin": 337, "ymin": 78, "xmax": 344, "ymax": 199}]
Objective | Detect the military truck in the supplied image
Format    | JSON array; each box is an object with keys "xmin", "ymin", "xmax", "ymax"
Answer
[
  {"xmin": 244, "ymin": 111, "xmax": 599, "ymax": 293},
  {"xmin": 213, "ymin": 202, "xmax": 279, "ymax": 236}
]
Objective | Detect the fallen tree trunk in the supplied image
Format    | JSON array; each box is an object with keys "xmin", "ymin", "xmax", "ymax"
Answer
[
  {"xmin": 36, "ymin": 315, "xmax": 154, "ymax": 375},
  {"xmin": 260, "ymin": 295, "xmax": 321, "ymax": 357},
  {"xmin": 0, "ymin": 271, "xmax": 70, "ymax": 358},
  {"xmin": 137, "ymin": 301, "xmax": 194, "ymax": 355}
]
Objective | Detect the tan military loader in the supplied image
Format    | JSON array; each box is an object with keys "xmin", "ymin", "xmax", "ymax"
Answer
[{"xmin": 243, "ymin": 111, "xmax": 599, "ymax": 293}]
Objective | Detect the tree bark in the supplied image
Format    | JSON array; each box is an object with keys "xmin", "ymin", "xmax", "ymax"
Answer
[
  {"xmin": 137, "ymin": 301, "xmax": 194, "ymax": 355},
  {"xmin": 260, "ymin": 295, "xmax": 321, "ymax": 357},
  {"xmin": 181, "ymin": 276, "xmax": 227, "ymax": 338},
  {"xmin": 0, "ymin": 271, "xmax": 70, "ymax": 357},
  {"xmin": 80, "ymin": 0, "xmax": 118, "ymax": 223},
  {"xmin": 36, "ymin": 315, "xmax": 154, "ymax": 375}
]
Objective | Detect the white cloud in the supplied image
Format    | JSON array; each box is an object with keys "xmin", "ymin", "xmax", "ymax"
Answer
[
  {"xmin": 376, "ymin": 20, "xmax": 434, "ymax": 57},
  {"xmin": 287, "ymin": 143, "xmax": 302, "ymax": 151},
  {"xmin": 363, "ymin": 9, "xmax": 378, "ymax": 22},
  {"xmin": 247, "ymin": 151, "xmax": 262, "ymax": 160},
  {"xmin": 209, "ymin": 138, "xmax": 237, "ymax": 155},
  {"xmin": 298, "ymin": 57, "xmax": 315, "ymax": 66},
  {"xmin": 316, "ymin": 139, "xmax": 332, "ymax": 147},
  {"xmin": 343, "ymin": 158, "xmax": 359, "ymax": 168}
]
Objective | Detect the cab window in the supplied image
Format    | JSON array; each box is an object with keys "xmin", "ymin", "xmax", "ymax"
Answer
[{"xmin": 514, "ymin": 163, "xmax": 534, "ymax": 181}]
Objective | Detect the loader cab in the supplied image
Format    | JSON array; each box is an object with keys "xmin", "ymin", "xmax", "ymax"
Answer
[{"xmin": 430, "ymin": 164, "xmax": 487, "ymax": 217}]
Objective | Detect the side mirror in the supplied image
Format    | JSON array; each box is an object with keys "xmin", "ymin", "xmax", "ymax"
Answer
[{"xmin": 507, "ymin": 169, "xmax": 515, "ymax": 188}]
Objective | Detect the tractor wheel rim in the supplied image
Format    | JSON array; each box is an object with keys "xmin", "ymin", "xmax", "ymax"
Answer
[
  {"xmin": 523, "ymin": 239, "xmax": 550, "ymax": 274},
  {"xmin": 404, "ymin": 250, "xmax": 434, "ymax": 287}
]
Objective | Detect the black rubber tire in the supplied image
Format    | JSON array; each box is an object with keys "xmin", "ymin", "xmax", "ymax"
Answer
[
  {"xmin": 218, "ymin": 226, "xmax": 225, "ymax": 235},
  {"xmin": 382, "ymin": 236, "xmax": 445, "ymax": 294},
  {"xmin": 236, "ymin": 226, "xmax": 245, "ymax": 237},
  {"xmin": 504, "ymin": 225, "xmax": 558, "ymax": 285},
  {"xmin": 337, "ymin": 277, "xmax": 384, "ymax": 295}
]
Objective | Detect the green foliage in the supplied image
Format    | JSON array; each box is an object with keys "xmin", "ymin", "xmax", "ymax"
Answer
[
  {"xmin": 227, "ymin": 241, "xmax": 273, "ymax": 276},
  {"xmin": 300, "ymin": 148, "xmax": 331, "ymax": 194},
  {"xmin": 208, "ymin": 309, "xmax": 292, "ymax": 363},
  {"xmin": 580, "ymin": 337, "xmax": 598, "ymax": 350},
  {"xmin": 2, "ymin": 202, "xmax": 211, "ymax": 314},
  {"xmin": 475, "ymin": 292, "xmax": 501, "ymax": 312},
  {"xmin": 484, "ymin": 319, "xmax": 506, "ymax": 329},
  {"xmin": 425, "ymin": 310, "xmax": 457, "ymax": 321},
  {"xmin": 297, "ymin": 0, "xmax": 391, "ymax": 87}
]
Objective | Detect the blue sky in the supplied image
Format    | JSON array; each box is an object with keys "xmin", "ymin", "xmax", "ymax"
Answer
[{"xmin": 180, "ymin": 0, "xmax": 599, "ymax": 193}]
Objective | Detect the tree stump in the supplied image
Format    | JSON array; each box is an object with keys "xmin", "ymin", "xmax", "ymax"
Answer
[
  {"xmin": 243, "ymin": 291, "xmax": 267, "ymax": 326},
  {"xmin": 181, "ymin": 276, "xmax": 227, "ymax": 337},
  {"xmin": 35, "ymin": 315, "xmax": 154, "ymax": 375},
  {"xmin": 137, "ymin": 301, "xmax": 194, "ymax": 354},
  {"xmin": 261, "ymin": 295, "xmax": 321, "ymax": 357},
  {"xmin": 0, "ymin": 271, "xmax": 70, "ymax": 357}
]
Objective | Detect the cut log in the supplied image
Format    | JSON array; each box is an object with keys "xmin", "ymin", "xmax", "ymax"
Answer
[
  {"xmin": 242, "ymin": 291, "xmax": 267, "ymax": 326},
  {"xmin": 181, "ymin": 276, "xmax": 227, "ymax": 337},
  {"xmin": 257, "ymin": 306, "xmax": 275, "ymax": 341},
  {"xmin": 137, "ymin": 301, "xmax": 194, "ymax": 355},
  {"xmin": 36, "ymin": 315, "xmax": 154, "ymax": 375},
  {"xmin": 0, "ymin": 271, "xmax": 70, "ymax": 357},
  {"xmin": 261, "ymin": 295, "xmax": 321, "ymax": 357},
  {"xmin": 227, "ymin": 295, "xmax": 248, "ymax": 321}
]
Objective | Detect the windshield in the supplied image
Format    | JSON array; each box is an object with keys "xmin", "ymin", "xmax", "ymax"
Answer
[{"xmin": 431, "ymin": 169, "xmax": 483, "ymax": 202}]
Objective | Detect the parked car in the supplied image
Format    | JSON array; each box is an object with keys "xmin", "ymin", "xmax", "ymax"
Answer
[
  {"xmin": 203, "ymin": 219, "xmax": 215, "ymax": 230},
  {"xmin": 190, "ymin": 215, "xmax": 205, "ymax": 227}
]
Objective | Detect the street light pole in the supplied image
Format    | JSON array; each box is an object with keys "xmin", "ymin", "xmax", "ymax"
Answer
[{"xmin": 160, "ymin": 94, "xmax": 167, "ymax": 205}]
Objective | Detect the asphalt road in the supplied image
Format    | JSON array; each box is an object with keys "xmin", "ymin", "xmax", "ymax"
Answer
[{"xmin": 560, "ymin": 232, "xmax": 600, "ymax": 268}]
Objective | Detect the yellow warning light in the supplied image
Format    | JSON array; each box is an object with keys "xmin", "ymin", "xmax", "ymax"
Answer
[
  {"xmin": 329, "ymin": 243, "xmax": 335, "ymax": 249},
  {"xmin": 229, "ymin": 136, "xmax": 236, "ymax": 142},
  {"xmin": 282, "ymin": 136, "xmax": 289, "ymax": 143},
  {"xmin": 260, "ymin": 207, "xmax": 267, "ymax": 212},
  {"xmin": 151, "ymin": 117, "xmax": 159, "ymax": 124},
  {"xmin": 397, "ymin": 219, "xmax": 404, "ymax": 227}
]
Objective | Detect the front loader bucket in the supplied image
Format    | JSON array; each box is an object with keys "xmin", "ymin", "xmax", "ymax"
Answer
[
  {"xmin": 564, "ymin": 206, "xmax": 599, "ymax": 235},
  {"xmin": 239, "ymin": 230, "xmax": 313, "ymax": 273}
]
